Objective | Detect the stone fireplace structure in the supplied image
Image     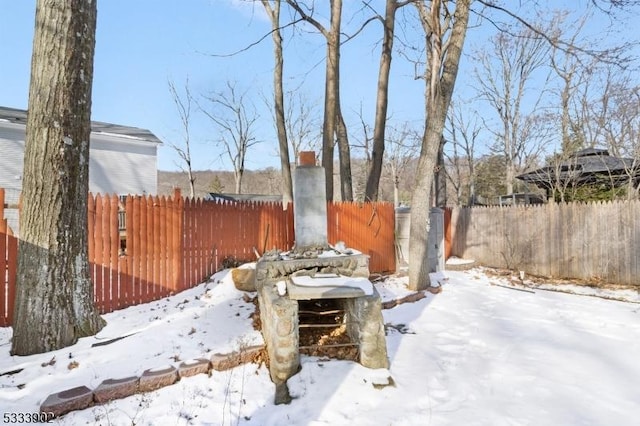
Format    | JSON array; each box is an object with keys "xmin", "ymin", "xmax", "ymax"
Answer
[{"xmin": 255, "ymin": 152, "xmax": 389, "ymax": 404}]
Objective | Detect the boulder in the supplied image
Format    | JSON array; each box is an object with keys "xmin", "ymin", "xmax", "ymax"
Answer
[{"xmin": 231, "ymin": 267, "xmax": 256, "ymax": 292}]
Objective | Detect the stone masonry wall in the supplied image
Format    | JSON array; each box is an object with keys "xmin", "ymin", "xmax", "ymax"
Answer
[
  {"xmin": 344, "ymin": 288, "xmax": 389, "ymax": 370},
  {"xmin": 255, "ymin": 279, "xmax": 299, "ymax": 384},
  {"xmin": 255, "ymin": 253, "xmax": 389, "ymax": 388}
]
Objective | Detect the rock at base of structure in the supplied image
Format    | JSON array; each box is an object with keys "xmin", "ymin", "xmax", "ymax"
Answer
[
  {"xmin": 41, "ymin": 385, "xmax": 93, "ymax": 418},
  {"xmin": 231, "ymin": 267, "xmax": 256, "ymax": 292},
  {"xmin": 178, "ymin": 358, "xmax": 212, "ymax": 378},
  {"xmin": 93, "ymin": 376, "xmax": 139, "ymax": 403},
  {"xmin": 445, "ymin": 257, "xmax": 476, "ymax": 271},
  {"xmin": 274, "ymin": 382, "xmax": 292, "ymax": 405},
  {"xmin": 138, "ymin": 366, "xmax": 178, "ymax": 392}
]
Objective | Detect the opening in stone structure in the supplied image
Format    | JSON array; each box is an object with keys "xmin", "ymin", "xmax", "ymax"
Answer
[{"xmin": 297, "ymin": 299, "xmax": 359, "ymax": 362}]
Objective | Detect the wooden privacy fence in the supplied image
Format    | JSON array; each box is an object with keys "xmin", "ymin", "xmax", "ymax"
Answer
[
  {"xmin": 450, "ymin": 200, "xmax": 639, "ymax": 286},
  {"xmin": 87, "ymin": 192, "xmax": 295, "ymax": 315},
  {"xmin": 0, "ymin": 188, "xmax": 395, "ymax": 326},
  {"xmin": 0, "ymin": 190, "xmax": 17, "ymax": 328},
  {"xmin": 327, "ymin": 201, "xmax": 396, "ymax": 274}
]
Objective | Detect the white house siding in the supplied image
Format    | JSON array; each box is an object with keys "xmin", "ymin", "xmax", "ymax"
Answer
[
  {"xmin": 0, "ymin": 119, "xmax": 160, "ymax": 234},
  {"xmin": 89, "ymin": 133, "xmax": 158, "ymax": 195},
  {"xmin": 0, "ymin": 126, "xmax": 158, "ymax": 196},
  {"xmin": 0, "ymin": 122, "xmax": 27, "ymax": 194}
]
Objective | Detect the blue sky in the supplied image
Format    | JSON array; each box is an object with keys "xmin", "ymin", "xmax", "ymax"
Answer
[
  {"xmin": 1, "ymin": 1, "xmax": 637, "ymax": 172},
  {"xmin": 1, "ymin": 1, "xmax": 285, "ymax": 170},
  {"xmin": 1, "ymin": 0, "xmax": 429, "ymax": 171}
]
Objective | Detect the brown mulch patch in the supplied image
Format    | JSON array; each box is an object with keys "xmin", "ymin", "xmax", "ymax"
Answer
[
  {"xmin": 479, "ymin": 266, "xmax": 638, "ymax": 291},
  {"xmin": 297, "ymin": 299, "xmax": 359, "ymax": 361},
  {"xmin": 298, "ymin": 325, "xmax": 359, "ymax": 361},
  {"xmin": 245, "ymin": 294, "xmax": 262, "ymax": 331},
  {"xmin": 243, "ymin": 346, "xmax": 269, "ymax": 367},
  {"xmin": 247, "ymin": 294, "xmax": 358, "ymax": 363}
]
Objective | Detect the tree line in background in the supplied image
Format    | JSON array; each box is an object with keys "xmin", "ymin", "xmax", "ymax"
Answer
[
  {"xmin": 12, "ymin": 0, "xmax": 639, "ymax": 355},
  {"xmin": 169, "ymin": 2, "xmax": 639, "ymax": 206},
  {"xmin": 168, "ymin": 0, "xmax": 639, "ymax": 293}
]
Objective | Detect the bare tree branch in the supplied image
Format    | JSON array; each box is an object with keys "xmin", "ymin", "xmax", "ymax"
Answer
[
  {"xmin": 168, "ymin": 77, "xmax": 197, "ymax": 197},
  {"xmin": 202, "ymin": 18, "xmax": 304, "ymax": 58},
  {"xmin": 199, "ymin": 81, "xmax": 261, "ymax": 194},
  {"xmin": 474, "ymin": 0, "xmax": 638, "ymax": 68}
]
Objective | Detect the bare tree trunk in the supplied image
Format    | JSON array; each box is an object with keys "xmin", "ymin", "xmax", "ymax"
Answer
[
  {"xmin": 393, "ymin": 174, "xmax": 400, "ymax": 207},
  {"xmin": 262, "ymin": 0, "xmax": 293, "ymax": 206},
  {"xmin": 434, "ymin": 136, "xmax": 447, "ymax": 206},
  {"xmin": 168, "ymin": 78, "xmax": 196, "ymax": 198},
  {"xmin": 327, "ymin": 0, "xmax": 352, "ymax": 202},
  {"xmin": 469, "ymin": 178, "xmax": 476, "ymax": 205},
  {"xmin": 200, "ymin": 81, "xmax": 259, "ymax": 197},
  {"xmin": 336, "ymin": 106, "xmax": 353, "ymax": 201},
  {"xmin": 560, "ymin": 75, "xmax": 573, "ymax": 153},
  {"xmin": 187, "ymin": 170, "xmax": 196, "ymax": 198},
  {"xmin": 445, "ymin": 101, "xmax": 480, "ymax": 206},
  {"xmin": 408, "ymin": 0, "xmax": 469, "ymax": 291},
  {"xmin": 365, "ymin": 0, "xmax": 400, "ymax": 202},
  {"xmin": 382, "ymin": 123, "xmax": 419, "ymax": 207},
  {"xmin": 475, "ymin": 20, "xmax": 552, "ymax": 196},
  {"xmin": 285, "ymin": 92, "xmax": 321, "ymax": 163},
  {"xmin": 321, "ymin": 0, "xmax": 342, "ymax": 201},
  {"xmin": 550, "ymin": 15, "xmax": 588, "ymax": 155},
  {"xmin": 505, "ymin": 156, "xmax": 515, "ymax": 195},
  {"xmin": 235, "ymin": 167, "xmax": 244, "ymax": 194},
  {"xmin": 286, "ymin": 0, "xmax": 343, "ymax": 201},
  {"xmin": 12, "ymin": 0, "xmax": 105, "ymax": 355}
]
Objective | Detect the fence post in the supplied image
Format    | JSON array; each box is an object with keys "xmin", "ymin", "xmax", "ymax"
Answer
[
  {"xmin": 172, "ymin": 188, "xmax": 184, "ymax": 292},
  {"xmin": 108, "ymin": 195, "xmax": 119, "ymax": 313},
  {"xmin": 7, "ymin": 228, "xmax": 17, "ymax": 326},
  {"xmin": 0, "ymin": 188, "xmax": 19, "ymax": 326},
  {"xmin": 0, "ymin": 188, "xmax": 7, "ymax": 326},
  {"xmin": 147, "ymin": 196, "xmax": 157, "ymax": 298}
]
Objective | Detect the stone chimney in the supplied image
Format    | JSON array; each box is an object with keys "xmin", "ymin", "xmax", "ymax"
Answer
[{"xmin": 293, "ymin": 151, "xmax": 328, "ymax": 251}]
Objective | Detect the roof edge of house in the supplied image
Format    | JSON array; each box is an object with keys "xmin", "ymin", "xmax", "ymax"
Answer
[{"xmin": 0, "ymin": 105, "xmax": 162, "ymax": 145}]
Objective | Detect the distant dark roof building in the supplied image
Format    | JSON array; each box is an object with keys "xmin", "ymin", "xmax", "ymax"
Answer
[
  {"xmin": 207, "ymin": 193, "xmax": 283, "ymax": 203},
  {"xmin": 516, "ymin": 148, "xmax": 640, "ymax": 190},
  {"xmin": 496, "ymin": 193, "xmax": 545, "ymax": 206}
]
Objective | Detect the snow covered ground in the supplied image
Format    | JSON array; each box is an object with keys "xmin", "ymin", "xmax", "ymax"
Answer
[{"xmin": 1, "ymin": 267, "xmax": 639, "ymax": 425}]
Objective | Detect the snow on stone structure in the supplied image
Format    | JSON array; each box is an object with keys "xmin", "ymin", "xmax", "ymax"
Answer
[{"xmin": 255, "ymin": 151, "xmax": 389, "ymax": 405}]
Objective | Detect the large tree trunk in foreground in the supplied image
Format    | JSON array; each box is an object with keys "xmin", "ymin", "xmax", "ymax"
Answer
[
  {"xmin": 408, "ymin": 0, "xmax": 469, "ymax": 291},
  {"xmin": 12, "ymin": 0, "xmax": 105, "ymax": 355}
]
